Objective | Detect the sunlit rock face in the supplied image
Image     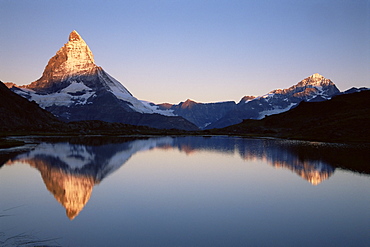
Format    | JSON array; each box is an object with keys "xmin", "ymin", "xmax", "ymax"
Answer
[
  {"xmin": 24, "ymin": 30, "xmax": 96, "ymax": 93},
  {"xmin": 270, "ymin": 73, "xmax": 340, "ymax": 101}
]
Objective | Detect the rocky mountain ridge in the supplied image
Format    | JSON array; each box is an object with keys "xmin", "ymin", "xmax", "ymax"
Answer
[{"xmin": 158, "ymin": 73, "xmax": 341, "ymax": 129}]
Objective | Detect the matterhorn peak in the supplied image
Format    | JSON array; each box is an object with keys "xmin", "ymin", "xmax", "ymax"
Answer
[
  {"xmin": 310, "ymin": 73, "xmax": 324, "ymax": 79},
  {"xmin": 69, "ymin": 30, "xmax": 82, "ymax": 42},
  {"xmin": 25, "ymin": 30, "xmax": 97, "ymax": 92}
]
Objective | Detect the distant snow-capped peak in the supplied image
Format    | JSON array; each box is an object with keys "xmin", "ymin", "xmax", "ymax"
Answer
[
  {"xmin": 297, "ymin": 73, "xmax": 334, "ymax": 87},
  {"xmin": 237, "ymin": 73, "xmax": 340, "ymax": 119},
  {"xmin": 262, "ymin": 73, "xmax": 339, "ymax": 99}
]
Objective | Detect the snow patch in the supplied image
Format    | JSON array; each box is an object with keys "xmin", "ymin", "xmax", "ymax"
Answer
[
  {"xmin": 30, "ymin": 90, "xmax": 95, "ymax": 108},
  {"xmin": 140, "ymin": 101, "xmax": 176, "ymax": 116},
  {"xmin": 60, "ymin": 80, "xmax": 92, "ymax": 93},
  {"xmin": 13, "ymin": 81, "xmax": 96, "ymax": 108},
  {"xmin": 257, "ymin": 103, "xmax": 297, "ymax": 119}
]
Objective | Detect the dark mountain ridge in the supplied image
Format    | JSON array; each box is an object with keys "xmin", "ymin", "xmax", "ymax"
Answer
[
  {"xmin": 158, "ymin": 73, "xmax": 340, "ymax": 129},
  {"xmin": 158, "ymin": 99, "xmax": 237, "ymax": 129},
  {"xmin": 0, "ymin": 81, "xmax": 192, "ymax": 135},
  {"xmin": 0, "ymin": 81, "xmax": 64, "ymax": 132}
]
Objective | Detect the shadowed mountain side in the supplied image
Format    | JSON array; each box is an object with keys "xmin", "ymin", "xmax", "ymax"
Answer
[
  {"xmin": 158, "ymin": 100, "xmax": 237, "ymax": 129},
  {"xmin": 0, "ymin": 81, "xmax": 65, "ymax": 132},
  {"xmin": 211, "ymin": 91, "xmax": 370, "ymax": 144},
  {"xmin": 13, "ymin": 69, "xmax": 198, "ymax": 131},
  {"xmin": 0, "ymin": 81, "xmax": 196, "ymax": 134}
]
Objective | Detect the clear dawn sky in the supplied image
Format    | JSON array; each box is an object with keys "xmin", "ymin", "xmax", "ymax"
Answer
[{"xmin": 0, "ymin": 0, "xmax": 369, "ymax": 103}]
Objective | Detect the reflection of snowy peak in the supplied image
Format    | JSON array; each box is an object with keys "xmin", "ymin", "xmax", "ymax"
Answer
[
  {"xmin": 9, "ymin": 31, "xmax": 197, "ymax": 130},
  {"xmin": 8, "ymin": 137, "xmax": 173, "ymax": 219},
  {"xmin": 14, "ymin": 137, "xmax": 173, "ymax": 181}
]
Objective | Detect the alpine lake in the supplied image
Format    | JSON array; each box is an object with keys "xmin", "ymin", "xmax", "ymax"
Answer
[{"xmin": 0, "ymin": 135, "xmax": 369, "ymax": 247}]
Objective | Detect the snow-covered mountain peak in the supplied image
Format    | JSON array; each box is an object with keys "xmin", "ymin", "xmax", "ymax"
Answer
[
  {"xmin": 300, "ymin": 73, "xmax": 333, "ymax": 87},
  {"xmin": 267, "ymin": 73, "xmax": 338, "ymax": 97}
]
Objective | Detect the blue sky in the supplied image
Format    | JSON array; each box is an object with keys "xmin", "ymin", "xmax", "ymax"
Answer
[{"xmin": 1, "ymin": 0, "xmax": 369, "ymax": 103}]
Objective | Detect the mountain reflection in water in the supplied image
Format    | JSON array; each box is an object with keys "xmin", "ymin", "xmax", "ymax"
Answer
[{"xmin": 4, "ymin": 136, "xmax": 367, "ymax": 219}]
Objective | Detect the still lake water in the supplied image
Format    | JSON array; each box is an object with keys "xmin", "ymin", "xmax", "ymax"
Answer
[{"xmin": 0, "ymin": 136, "xmax": 369, "ymax": 247}]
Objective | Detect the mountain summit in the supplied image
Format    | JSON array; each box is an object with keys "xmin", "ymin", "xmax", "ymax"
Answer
[
  {"xmin": 268, "ymin": 73, "xmax": 339, "ymax": 101},
  {"xmin": 25, "ymin": 30, "xmax": 96, "ymax": 93},
  {"xmin": 9, "ymin": 31, "xmax": 198, "ymax": 130}
]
